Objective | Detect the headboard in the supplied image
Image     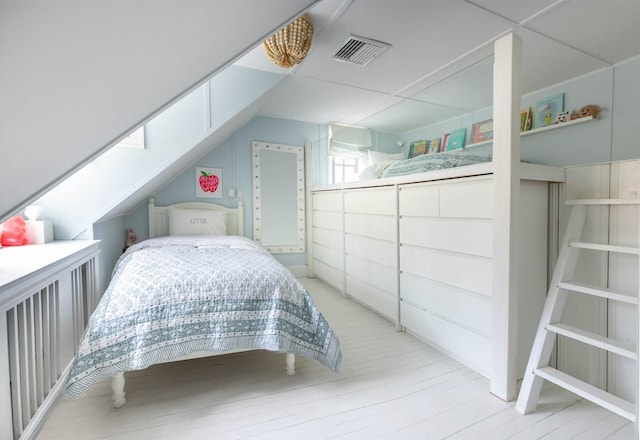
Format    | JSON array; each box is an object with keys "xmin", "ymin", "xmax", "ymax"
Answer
[{"xmin": 148, "ymin": 198, "xmax": 244, "ymax": 238}]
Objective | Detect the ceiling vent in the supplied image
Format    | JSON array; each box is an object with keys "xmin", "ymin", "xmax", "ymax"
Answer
[{"xmin": 332, "ymin": 35, "xmax": 391, "ymax": 67}]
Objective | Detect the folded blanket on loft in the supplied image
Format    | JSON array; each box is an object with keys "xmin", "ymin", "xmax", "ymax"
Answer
[
  {"xmin": 65, "ymin": 235, "xmax": 341, "ymax": 398},
  {"xmin": 381, "ymin": 153, "xmax": 490, "ymax": 178}
]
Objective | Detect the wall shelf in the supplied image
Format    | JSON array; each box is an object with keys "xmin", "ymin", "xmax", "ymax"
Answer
[{"xmin": 466, "ymin": 115, "xmax": 595, "ymax": 149}]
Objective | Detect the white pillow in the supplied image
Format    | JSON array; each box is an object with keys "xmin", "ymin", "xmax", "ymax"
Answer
[
  {"xmin": 368, "ymin": 150, "xmax": 406, "ymax": 164},
  {"xmin": 168, "ymin": 208, "xmax": 226, "ymax": 236}
]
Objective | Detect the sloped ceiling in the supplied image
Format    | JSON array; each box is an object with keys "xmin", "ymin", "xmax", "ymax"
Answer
[
  {"xmin": 0, "ymin": 0, "xmax": 317, "ymax": 220},
  {"xmin": 251, "ymin": 0, "xmax": 640, "ymax": 132}
]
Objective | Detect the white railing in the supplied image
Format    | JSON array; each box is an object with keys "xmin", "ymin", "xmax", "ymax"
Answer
[{"xmin": 0, "ymin": 240, "xmax": 100, "ymax": 440}]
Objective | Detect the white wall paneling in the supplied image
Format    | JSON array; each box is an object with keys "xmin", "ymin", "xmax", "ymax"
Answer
[{"xmin": 559, "ymin": 160, "xmax": 639, "ymax": 402}]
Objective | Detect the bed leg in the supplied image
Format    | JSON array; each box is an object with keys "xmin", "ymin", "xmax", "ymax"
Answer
[
  {"xmin": 285, "ymin": 353, "xmax": 295, "ymax": 376},
  {"xmin": 111, "ymin": 373, "xmax": 126, "ymax": 408}
]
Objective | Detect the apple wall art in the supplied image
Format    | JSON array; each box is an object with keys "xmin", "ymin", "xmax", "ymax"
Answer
[{"xmin": 195, "ymin": 167, "xmax": 222, "ymax": 198}]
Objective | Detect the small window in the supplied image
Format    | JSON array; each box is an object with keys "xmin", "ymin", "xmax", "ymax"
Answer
[{"xmin": 331, "ymin": 156, "xmax": 359, "ymax": 184}]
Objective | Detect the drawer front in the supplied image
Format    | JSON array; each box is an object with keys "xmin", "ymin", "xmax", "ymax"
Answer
[
  {"xmin": 313, "ymin": 243, "xmax": 344, "ymax": 272},
  {"xmin": 347, "ymin": 276, "xmax": 396, "ymax": 321},
  {"xmin": 346, "ymin": 254, "xmax": 397, "ymax": 295},
  {"xmin": 400, "ymin": 244, "xmax": 492, "ymax": 297},
  {"xmin": 399, "ymin": 217, "xmax": 493, "ymax": 257},
  {"xmin": 401, "ymin": 302, "xmax": 491, "ymax": 377},
  {"xmin": 345, "ymin": 187, "xmax": 395, "ymax": 215},
  {"xmin": 312, "ymin": 227, "xmax": 343, "ymax": 252},
  {"xmin": 313, "ymin": 191, "xmax": 342, "ymax": 212},
  {"xmin": 400, "ymin": 272, "xmax": 491, "ymax": 336},
  {"xmin": 398, "ymin": 184, "xmax": 439, "ymax": 217},
  {"xmin": 345, "ymin": 234, "xmax": 396, "ymax": 267},
  {"xmin": 439, "ymin": 179, "xmax": 493, "ymax": 219},
  {"xmin": 313, "ymin": 210, "xmax": 342, "ymax": 232},
  {"xmin": 313, "ymin": 260, "xmax": 344, "ymax": 292},
  {"xmin": 345, "ymin": 213, "xmax": 396, "ymax": 242}
]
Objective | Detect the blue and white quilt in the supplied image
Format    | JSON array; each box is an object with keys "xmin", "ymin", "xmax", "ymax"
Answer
[{"xmin": 65, "ymin": 235, "xmax": 341, "ymax": 398}]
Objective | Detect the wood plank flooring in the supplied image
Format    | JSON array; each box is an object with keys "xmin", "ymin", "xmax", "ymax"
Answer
[{"xmin": 37, "ymin": 278, "xmax": 633, "ymax": 439}]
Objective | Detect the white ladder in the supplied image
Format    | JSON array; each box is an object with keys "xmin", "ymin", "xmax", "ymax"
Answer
[{"xmin": 516, "ymin": 197, "xmax": 640, "ymax": 423}]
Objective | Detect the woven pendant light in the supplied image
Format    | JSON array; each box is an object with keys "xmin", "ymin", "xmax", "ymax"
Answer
[{"xmin": 263, "ymin": 15, "xmax": 313, "ymax": 68}]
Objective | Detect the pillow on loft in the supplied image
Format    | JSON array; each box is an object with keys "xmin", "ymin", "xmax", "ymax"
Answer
[
  {"xmin": 168, "ymin": 208, "xmax": 227, "ymax": 236},
  {"xmin": 368, "ymin": 150, "xmax": 406, "ymax": 164}
]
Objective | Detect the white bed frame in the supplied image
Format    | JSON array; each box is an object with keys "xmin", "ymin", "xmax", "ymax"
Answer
[{"xmin": 110, "ymin": 198, "xmax": 295, "ymax": 408}]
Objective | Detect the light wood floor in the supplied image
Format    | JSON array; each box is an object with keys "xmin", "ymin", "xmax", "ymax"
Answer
[{"xmin": 37, "ymin": 278, "xmax": 633, "ymax": 439}]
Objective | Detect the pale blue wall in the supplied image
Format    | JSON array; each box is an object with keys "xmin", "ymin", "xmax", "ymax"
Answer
[
  {"xmin": 132, "ymin": 116, "xmax": 328, "ymax": 267},
  {"xmin": 399, "ymin": 58, "xmax": 640, "ymax": 165}
]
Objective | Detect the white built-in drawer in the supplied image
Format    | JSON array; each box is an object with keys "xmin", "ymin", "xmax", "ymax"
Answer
[
  {"xmin": 400, "ymin": 272, "xmax": 492, "ymax": 336},
  {"xmin": 347, "ymin": 276, "xmax": 396, "ymax": 321},
  {"xmin": 346, "ymin": 254, "xmax": 397, "ymax": 295},
  {"xmin": 399, "ymin": 217, "xmax": 493, "ymax": 257},
  {"xmin": 345, "ymin": 234, "xmax": 396, "ymax": 268},
  {"xmin": 312, "ymin": 227, "xmax": 343, "ymax": 252},
  {"xmin": 398, "ymin": 184, "xmax": 439, "ymax": 217},
  {"xmin": 313, "ymin": 260, "xmax": 344, "ymax": 292},
  {"xmin": 312, "ymin": 243, "xmax": 344, "ymax": 272},
  {"xmin": 345, "ymin": 187, "xmax": 395, "ymax": 215},
  {"xmin": 345, "ymin": 213, "xmax": 396, "ymax": 242},
  {"xmin": 401, "ymin": 302, "xmax": 491, "ymax": 377},
  {"xmin": 313, "ymin": 191, "xmax": 342, "ymax": 212},
  {"xmin": 313, "ymin": 210, "xmax": 342, "ymax": 232},
  {"xmin": 439, "ymin": 179, "xmax": 493, "ymax": 218},
  {"xmin": 400, "ymin": 244, "xmax": 492, "ymax": 296}
]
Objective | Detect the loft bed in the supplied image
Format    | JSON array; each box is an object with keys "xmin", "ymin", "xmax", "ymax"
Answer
[
  {"xmin": 310, "ymin": 33, "xmax": 565, "ymax": 402},
  {"xmin": 64, "ymin": 198, "xmax": 341, "ymax": 408}
]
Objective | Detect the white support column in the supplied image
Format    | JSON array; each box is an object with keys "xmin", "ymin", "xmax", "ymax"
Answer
[{"xmin": 491, "ymin": 32, "xmax": 522, "ymax": 401}]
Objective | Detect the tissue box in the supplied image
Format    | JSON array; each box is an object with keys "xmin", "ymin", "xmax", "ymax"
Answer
[{"xmin": 25, "ymin": 220, "xmax": 54, "ymax": 244}]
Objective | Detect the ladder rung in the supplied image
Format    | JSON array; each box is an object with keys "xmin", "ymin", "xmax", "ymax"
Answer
[
  {"xmin": 534, "ymin": 367, "xmax": 636, "ymax": 422},
  {"xmin": 546, "ymin": 323, "xmax": 637, "ymax": 360},
  {"xmin": 569, "ymin": 241, "xmax": 640, "ymax": 255},
  {"xmin": 558, "ymin": 281, "xmax": 638, "ymax": 305},
  {"xmin": 566, "ymin": 198, "xmax": 640, "ymax": 205}
]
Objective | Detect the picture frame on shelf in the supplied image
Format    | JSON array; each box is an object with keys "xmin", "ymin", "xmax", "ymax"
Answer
[
  {"xmin": 534, "ymin": 93, "xmax": 564, "ymax": 129},
  {"xmin": 440, "ymin": 134, "xmax": 449, "ymax": 152},
  {"xmin": 426, "ymin": 138, "xmax": 441, "ymax": 154},
  {"xmin": 444, "ymin": 128, "xmax": 466, "ymax": 151},
  {"xmin": 408, "ymin": 140, "xmax": 427, "ymax": 158},
  {"xmin": 470, "ymin": 119, "xmax": 493, "ymax": 144},
  {"xmin": 520, "ymin": 108, "xmax": 533, "ymax": 132}
]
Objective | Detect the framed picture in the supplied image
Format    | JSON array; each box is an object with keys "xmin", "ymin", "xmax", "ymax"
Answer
[
  {"xmin": 444, "ymin": 128, "xmax": 466, "ymax": 151},
  {"xmin": 195, "ymin": 167, "xmax": 222, "ymax": 198},
  {"xmin": 470, "ymin": 119, "xmax": 493, "ymax": 143},
  {"xmin": 426, "ymin": 138, "xmax": 441, "ymax": 154},
  {"xmin": 408, "ymin": 140, "xmax": 427, "ymax": 158},
  {"xmin": 535, "ymin": 94, "xmax": 564, "ymax": 128}
]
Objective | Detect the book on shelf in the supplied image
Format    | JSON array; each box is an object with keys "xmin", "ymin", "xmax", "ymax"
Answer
[
  {"xmin": 534, "ymin": 93, "xmax": 564, "ymax": 128},
  {"xmin": 521, "ymin": 107, "xmax": 532, "ymax": 132},
  {"xmin": 426, "ymin": 138, "xmax": 441, "ymax": 154},
  {"xmin": 470, "ymin": 119, "xmax": 493, "ymax": 143},
  {"xmin": 444, "ymin": 128, "xmax": 466, "ymax": 151},
  {"xmin": 408, "ymin": 139, "xmax": 427, "ymax": 158}
]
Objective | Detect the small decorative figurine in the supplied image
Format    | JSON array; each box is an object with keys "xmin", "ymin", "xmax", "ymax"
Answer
[
  {"xmin": 123, "ymin": 228, "xmax": 137, "ymax": 252},
  {"xmin": 576, "ymin": 104, "xmax": 601, "ymax": 119}
]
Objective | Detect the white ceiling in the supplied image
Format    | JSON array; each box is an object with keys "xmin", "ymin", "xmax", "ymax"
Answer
[{"xmin": 237, "ymin": 0, "xmax": 640, "ymax": 133}]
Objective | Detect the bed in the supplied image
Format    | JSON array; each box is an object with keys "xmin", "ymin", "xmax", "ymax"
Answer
[
  {"xmin": 359, "ymin": 150, "xmax": 491, "ymax": 180},
  {"xmin": 64, "ymin": 199, "xmax": 342, "ymax": 407}
]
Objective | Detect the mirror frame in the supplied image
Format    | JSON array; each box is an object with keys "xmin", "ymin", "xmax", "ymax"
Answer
[{"xmin": 252, "ymin": 141, "xmax": 305, "ymax": 253}]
